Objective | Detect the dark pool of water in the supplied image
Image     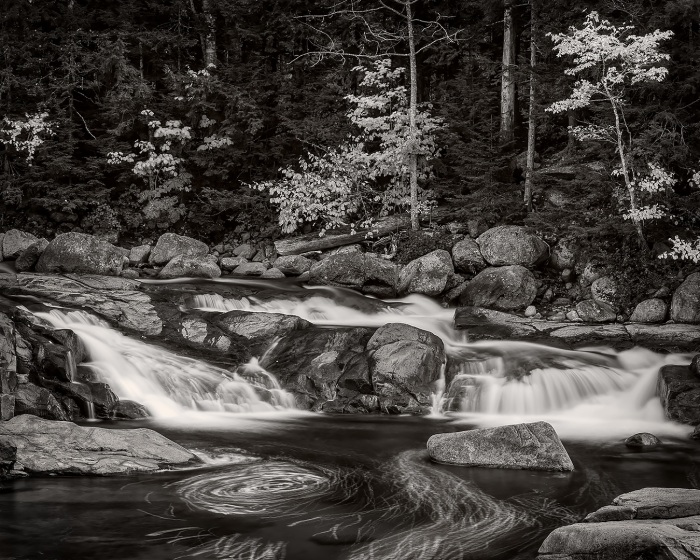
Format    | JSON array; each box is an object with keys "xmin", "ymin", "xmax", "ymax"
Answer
[{"xmin": 1, "ymin": 414, "xmax": 699, "ymax": 560}]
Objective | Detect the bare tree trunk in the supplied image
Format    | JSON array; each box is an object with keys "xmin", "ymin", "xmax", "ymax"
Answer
[
  {"xmin": 406, "ymin": 0, "xmax": 419, "ymax": 231},
  {"xmin": 202, "ymin": 0, "xmax": 217, "ymax": 67},
  {"xmin": 500, "ymin": 0, "xmax": 516, "ymax": 143},
  {"xmin": 524, "ymin": 0, "xmax": 536, "ymax": 213},
  {"xmin": 566, "ymin": 109, "xmax": 577, "ymax": 154}
]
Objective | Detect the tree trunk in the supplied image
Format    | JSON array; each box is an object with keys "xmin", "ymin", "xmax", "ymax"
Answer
[
  {"xmin": 500, "ymin": 0, "xmax": 516, "ymax": 144},
  {"xmin": 406, "ymin": 0, "xmax": 419, "ymax": 231},
  {"xmin": 202, "ymin": 0, "xmax": 217, "ymax": 67},
  {"xmin": 524, "ymin": 0, "xmax": 536, "ymax": 213},
  {"xmin": 566, "ymin": 109, "xmax": 577, "ymax": 154}
]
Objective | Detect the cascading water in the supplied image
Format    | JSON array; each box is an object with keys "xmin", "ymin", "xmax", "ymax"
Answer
[
  {"xmin": 37, "ymin": 309, "xmax": 295, "ymax": 417},
  {"xmin": 179, "ymin": 281, "xmax": 693, "ymax": 438}
]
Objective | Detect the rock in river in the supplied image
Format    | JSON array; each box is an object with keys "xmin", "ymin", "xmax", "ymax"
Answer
[
  {"xmin": 427, "ymin": 421, "xmax": 574, "ymax": 472},
  {"xmin": 0, "ymin": 414, "xmax": 197, "ymax": 475},
  {"xmin": 460, "ymin": 265, "xmax": 537, "ymax": 311},
  {"xmin": 36, "ymin": 232, "xmax": 125, "ymax": 276},
  {"xmin": 149, "ymin": 232, "xmax": 208, "ymax": 265}
]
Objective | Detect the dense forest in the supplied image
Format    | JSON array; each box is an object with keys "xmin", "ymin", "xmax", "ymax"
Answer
[{"xmin": 1, "ymin": 0, "xmax": 699, "ymax": 272}]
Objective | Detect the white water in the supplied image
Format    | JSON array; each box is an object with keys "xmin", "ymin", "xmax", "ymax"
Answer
[
  {"xmin": 183, "ymin": 287, "xmax": 694, "ymax": 438},
  {"xmin": 37, "ymin": 310, "xmax": 295, "ymax": 418}
]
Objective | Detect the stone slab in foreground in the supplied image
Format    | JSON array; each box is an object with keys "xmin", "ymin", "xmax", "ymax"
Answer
[
  {"xmin": 427, "ymin": 421, "xmax": 574, "ymax": 472},
  {"xmin": 0, "ymin": 414, "xmax": 197, "ymax": 475},
  {"xmin": 539, "ymin": 488, "xmax": 700, "ymax": 560}
]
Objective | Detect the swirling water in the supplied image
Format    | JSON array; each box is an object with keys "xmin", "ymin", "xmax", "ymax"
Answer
[{"xmin": 3, "ymin": 278, "xmax": 700, "ymax": 559}]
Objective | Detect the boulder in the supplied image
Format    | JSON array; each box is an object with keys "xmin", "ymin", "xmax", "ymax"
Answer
[
  {"xmin": 260, "ymin": 327, "xmax": 375, "ymax": 411},
  {"xmin": 539, "ymin": 488, "xmax": 700, "ymax": 560},
  {"xmin": 36, "ymin": 233, "xmax": 125, "ymax": 276},
  {"xmin": 260, "ymin": 267, "xmax": 285, "ymax": 279},
  {"xmin": 367, "ymin": 323, "xmax": 445, "ymax": 413},
  {"xmin": 13, "ymin": 382, "xmax": 69, "ymax": 420},
  {"xmin": 0, "ymin": 414, "xmax": 196, "ymax": 475},
  {"xmin": 109, "ymin": 400, "xmax": 150, "ymax": 420},
  {"xmin": 477, "ymin": 226, "xmax": 549, "ymax": 268},
  {"xmin": 576, "ymin": 300, "xmax": 617, "ymax": 323},
  {"xmin": 232, "ymin": 262, "xmax": 269, "ymax": 276},
  {"xmin": 451, "ymin": 239, "xmax": 488, "ymax": 275},
  {"xmin": 630, "ymin": 298, "xmax": 668, "ymax": 323},
  {"xmin": 460, "ymin": 266, "xmax": 537, "ymax": 311},
  {"xmin": 220, "ymin": 256, "xmax": 248, "ymax": 271},
  {"xmin": 625, "ymin": 432, "xmax": 661, "ymax": 448},
  {"xmin": 0, "ymin": 232, "xmax": 4, "ymax": 260},
  {"xmin": 233, "ymin": 243, "xmax": 256, "ymax": 259},
  {"xmin": 427, "ymin": 421, "xmax": 573, "ymax": 471},
  {"xmin": 578, "ymin": 260, "xmax": 606, "ymax": 287},
  {"xmin": 158, "ymin": 254, "xmax": 222, "ymax": 279},
  {"xmin": 274, "ymin": 255, "xmax": 314, "ymax": 276},
  {"xmin": 671, "ymin": 272, "xmax": 700, "ymax": 323},
  {"xmin": 12, "ymin": 274, "xmax": 162, "ymax": 335},
  {"xmin": 591, "ymin": 276, "xmax": 619, "ymax": 309},
  {"xmin": 309, "ymin": 253, "xmax": 399, "ymax": 297},
  {"xmin": 149, "ymin": 233, "xmax": 208, "ymax": 265},
  {"xmin": 657, "ymin": 365, "xmax": 700, "ymax": 425},
  {"xmin": 692, "ymin": 355, "xmax": 700, "ymax": 377},
  {"xmin": 15, "ymin": 238, "xmax": 49, "ymax": 272},
  {"xmin": 398, "ymin": 249, "xmax": 454, "ymax": 296},
  {"xmin": 215, "ymin": 311, "xmax": 311, "ymax": 354},
  {"xmin": 2, "ymin": 229, "xmax": 39, "ymax": 260},
  {"xmin": 128, "ymin": 244, "xmax": 151, "ymax": 265},
  {"xmin": 0, "ymin": 440, "xmax": 16, "ymax": 473},
  {"xmin": 549, "ymin": 237, "xmax": 579, "ymax": 271}
]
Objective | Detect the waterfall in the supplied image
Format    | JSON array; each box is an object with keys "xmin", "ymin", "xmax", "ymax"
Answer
[{"xmin": 37, "ymin": 310, "xmax": 295, "ymax": 418}]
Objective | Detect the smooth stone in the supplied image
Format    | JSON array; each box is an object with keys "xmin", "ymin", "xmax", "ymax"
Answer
[
  {"xmin": 232, "ymin": 262, "xmax": 270, "ymax": 276},
  {"xmin": 460, "ymin": 265, "xmax": 537, "ymax": 311},
  {"xmin": 128, "ymin": 244, "xmax": 151, "ymax": 265},
  {"xmin": 575, "ymin": 299, "xmax": 617, "ymax": 323},
  {"xmin": 273, "ymin": 255, "xmax": 313, "ymax": 275},
  {"xmin": 36, "ymin": 233, "xmax": 125, "ymax": 276},
  {"xmin": 149, "ymin": 233, "xmax": 208, "ymax": 265},
  {"xmin": 158, "ymin": 254, "xmax": 222, "ymax": 279},
  {"xmin": 477, "ymin": 226, "xmax": 549, "ymax": 268},
  {"xmin": 630, "ymin": 298, "xmax": 668, "ymax": 323},
  {"xmin": 427, "ymin": 421, "xmax": 574, "ymax": 472},
  {"xmin": 397, "ymin": 249, "xmax": 454, "ymax": 296},
  {"xmin": 0, "ymin": 414, "xmax": 196, "ymax": 475},
  {"xmin": 624, "ymin": 432, "xmax": 661, "ymax": 448}
]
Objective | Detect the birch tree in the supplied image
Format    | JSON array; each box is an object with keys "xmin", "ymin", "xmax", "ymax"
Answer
[{"xmin": 547, "ymin": 12, "xmax": 673, "ymax": 245}]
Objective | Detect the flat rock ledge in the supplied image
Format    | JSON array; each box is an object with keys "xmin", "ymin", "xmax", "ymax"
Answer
[
  {"xmin": 0, "ymin": 414, "xmax": 198, "ymax": 475},
  {"xmin": 538, "ymin": 488, "xmax": 700, "ymax": 560},
  {"xmin": 427, "ymin": 421, "xmax": 574, "ymax": 472},
  {"xmin": 454, "ymin": 306, "xmax": 700, "ymax": 350}
]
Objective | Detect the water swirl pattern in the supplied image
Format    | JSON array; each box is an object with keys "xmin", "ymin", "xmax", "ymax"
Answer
[{"xmin": 176, "ymin": 461, "xmax": 332, "ymax": 517}]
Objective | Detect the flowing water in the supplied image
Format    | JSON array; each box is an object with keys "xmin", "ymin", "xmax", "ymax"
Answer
[{"xmin": 2, "ymin": 278, "xmax": 700, "ymax": 559}]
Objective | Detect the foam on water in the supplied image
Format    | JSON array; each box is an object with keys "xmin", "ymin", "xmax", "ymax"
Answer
[{"xmin": 37, "ymin": 309, "xmax": 295, "ymax": 418}]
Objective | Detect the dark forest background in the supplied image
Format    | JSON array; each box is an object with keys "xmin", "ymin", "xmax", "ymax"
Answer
[{"xmin": 1, "ymin": 0, "xmax": 699, "ymax": 257}]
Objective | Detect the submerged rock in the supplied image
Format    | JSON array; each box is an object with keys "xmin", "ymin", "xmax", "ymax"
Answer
[
  {"xmin": 624, "ymin": 432, "xmax": 661, "ymax": 448},
  {"xmin": 215, "ymin": 311, "xmax": 311, "ymax": 353},
  {"xmin": 0, "ymin": 414, "xmax": 197, "ymax": 475},
  {"xmin": 36, "ymin": 232, "xmax": 125, "ymax": 276},
  {"xmin": 109, "ymin": 400, "xmax": 150, "ymax": 420},
  {"xmin": 427, "ymin": 421, "xmax": 574, "ymax": 472},
  {"xmin": 539, "ymin": 488, "xmax": 700, "ymax": 560},
  {"xmin": 477, "ymin": 226, "xmax": 549, "ymax": 268}
]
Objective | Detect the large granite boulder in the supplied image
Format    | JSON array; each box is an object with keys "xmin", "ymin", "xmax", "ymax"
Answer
[
  {"xmin": 451, "ymin": 238, "xmax": 488, "ymax": 275},
  {"xmin": 0, "ymin": 414, "xmax": 197, "ymax": 475},
  {"xmin": 398, "ymin": 250, "xmax": 454, "ymax": 296},
  {"xmin": 630, "ymin": 298, "xmax": 668, "ymax": 323},
  {"xmin": 260, "ymin": 327, "xmax": 376, "ymax": 412},
  {"xmin": 149, "ymin": 233, "xmax": 208, "ymax": 265},
  {"xmin": 2, "ymin": 229, "xmax": 39, "ymax": 260},
  {"xmin": 215, "ymin": 311, "xmax": 311, "ymax": 354},
  {"xmin": 158, "ymin": 254, "xmax": 222, "ymax": 279},
  {"xmin": 15, "ymin": 238, "xmax": 49, "ymax": 272},
  {"xmin": 657, "ymin": 364, "xmax": 700, "ymax": 425},
  {"xmin": 671, "ymin": 272, "xmax": 700, "ymax": 323},
  {"xmin": 309, "ymin": 253, "xmax": 399, "ymax": 297},
  {"xmin": 538, "ymin": 488, "xmax": 700, "ymax": 560},
  {"xmin": 477, "ymin": 226, "xmax": 549, "ymax": 268},
  {"xmin": 36, "ymin": 233, "xmax": 125, "ymax": 276},
  {"xmin": 460, "ymin": 265, "xmax": 537, "ymax": 311},
  {"xmin": 427, "ymin": 421, "xmax": 573, "ymax": 471},
  {"xmin": 367, "ymin": 323, "xmax": 445, "ymax": 413}
]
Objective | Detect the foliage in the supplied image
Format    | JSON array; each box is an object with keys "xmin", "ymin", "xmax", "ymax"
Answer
[
  {"xmin": 0, "ymin": 112, "xmax": 54, "ymax": 166},
  {"xmin": 547, "ymin": 11, "xmax": 673, "ymax": 240}
]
